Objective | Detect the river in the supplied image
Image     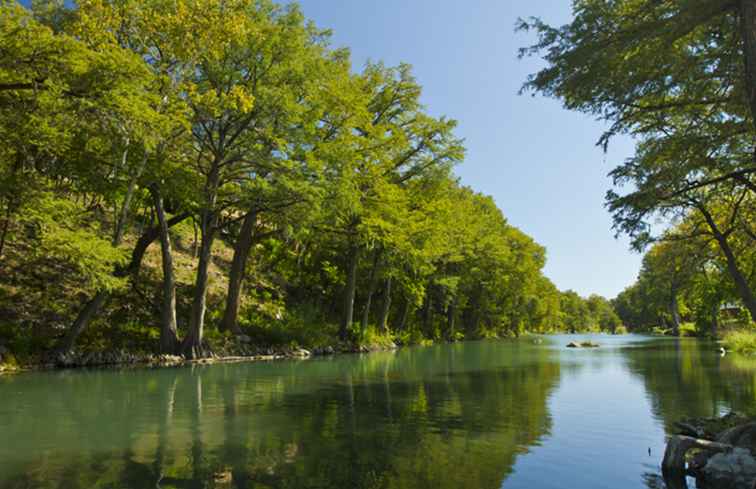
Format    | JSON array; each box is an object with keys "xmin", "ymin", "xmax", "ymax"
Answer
[{"xmin": 1, "ymin": 334, "xmax": 754, "ymax": 488}]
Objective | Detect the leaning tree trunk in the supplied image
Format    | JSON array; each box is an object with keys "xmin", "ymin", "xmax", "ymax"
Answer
[
  {"xmin": 716, "ymin": 236, "xmax": 756, "ymax": 321},
  {"xmin": 127, "ymin": 213, "xmax": 191, "ymax": 279},
  {"xmin": 53, "ymin": 291, "xmax": 109, "ymax": 355},
  {"xmin": 53, "ymin": 165, "xmax": 140, "ymax": 355},
  {"xmin": 53, "ymin": 210, "xmax": 191, "ymax": 355},
  {"xmin": 378, "ymin": 277, "xmax": 392, "ymax": 332},
  {"xmin": 220, "ymin": 210, "xmax": 257, "ymax": 334},
  {"xmin": 698, "ymin": 204, "xmax": 756, "ymax": 322},
  {"xmin": 340, "ymin": 243, "xmax": 359, "ymax": 341},
  {"xmin": 151, "ymin": 186, "xmax": 180, "ymax": 354}
]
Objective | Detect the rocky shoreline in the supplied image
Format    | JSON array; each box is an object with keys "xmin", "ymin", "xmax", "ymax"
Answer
[
  {"xmin": 663, "ymin": 412, "xmax": 756, "ymax": 489},
  {"xmin": 0, "ymin": 338, "xmax": 398, "ymax": 375}
]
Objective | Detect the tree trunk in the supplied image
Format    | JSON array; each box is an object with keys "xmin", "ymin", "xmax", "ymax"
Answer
[
  {"xmin": 54, "ymin": 291, "xmax": 109, "ymax": 355},
  {"xmin": 114, "ymin": 151, "xmax": 147, "ymax": 245},
  {"xmin": 446, "ymin": 298, "xmax": 456, "ymax": 341},
  {"xmin": 192, "ymin": 218, "xmax": 199, "ymax": 258},
  {"xmin": 464, "ymin": 286, "xmax": 482, "ymax": 337},
  {"xmin": 127, "ymin": 212, "xmax": 191, "ymax": 279},
  {"xmin": 739, "ymin": 0, "xmax": 756, "ymax": 131},
  {"xmin": 52, "ymin": 212, "xmax": 191, "ymax": 355},
  {"xmin": 340, "ymin": 243, "xmax": 359, "ymax": 341},
  {"xmin": 669, "ymin": 289, "xmax": 681, "ymax": 336},
  {"xmin": 183, "ymin": 166, "xmax": 220, "ymax": 359},
  {"xmin": 422, "ymin": 284, "xmax": 433, "ymax": 337},
  {"xmin": 698, "ymin": 204, "xmax": 756, "ymax": 321},
  {"xmin": 0, "ymin": 203, "xmax": 10, "ymax": 258},
  {"xmin": 220, "ymin": 211, "xmax": 257, "ymax": 334},
  {"xmin": 398, "ymin": 296, "xmax": 410, "ymax": 331},
  {"xmin": 378, "ymin": 277, "xmax": 392, "ymax": 332},
  {"xmin": 151, "ymin": 186, "xmax": 179, "ymax": 354},
  {"xmin": 360, "ymin": 249, "xmax": 382, "ymax": 332},
  {"xmin": 53, "ymin": 175, "xmax": 145, "ymax": 355},
  {"xmin": 182, "ymin": 209, "xmax": 216, "ymax": 359}
]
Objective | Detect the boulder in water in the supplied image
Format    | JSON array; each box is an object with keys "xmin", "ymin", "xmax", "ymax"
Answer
[{"xmin": 566, "ymin": 341, "xmax": 600, "ymax": 348}]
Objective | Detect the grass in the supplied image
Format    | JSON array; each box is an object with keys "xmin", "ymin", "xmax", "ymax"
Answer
[{"xmin": 722, "ymin": 329, "xmax": 756, "ymax": 355}]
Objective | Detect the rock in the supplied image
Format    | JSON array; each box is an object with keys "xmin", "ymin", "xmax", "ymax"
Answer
[
  {"xmin": 236, "ymin": 334, "xmax": 252, "ymax": 344},
  {"xmin": 213, "ymin": 469, "xmax": 233, "ymax": 485},
  {"xmin": 718, "ymin": 421, "xmax": 756, "ymax": 449},
  {"xmin": 566, "ymin": 341, "xmax": 600, "ymax": 348},
  {"xmin": 291, "ymin": 348, "xmax": 311, "ymax": 358},
  {"xmin": 703, "ymin": 448, "xmax": 756, "ymax": 488}
]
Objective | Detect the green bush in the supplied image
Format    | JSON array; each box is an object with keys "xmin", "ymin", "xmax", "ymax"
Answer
[
  {"xmin": 722, "ymin": 330, "xmax": 756, "ymax": 355},
  {"xmin": 679, "ymin": 322, "xmax": 698, "ymax": 337}
]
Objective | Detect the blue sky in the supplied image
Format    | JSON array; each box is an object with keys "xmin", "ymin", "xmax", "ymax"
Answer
[{"xmin": 298, "ymin": 0, "xmax": 642, "ymax": 299}]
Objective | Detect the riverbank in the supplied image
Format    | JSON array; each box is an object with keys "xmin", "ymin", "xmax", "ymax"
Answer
[{"xmin": 0, "ymin": 339, "xmax": 399, "ymax": 376}]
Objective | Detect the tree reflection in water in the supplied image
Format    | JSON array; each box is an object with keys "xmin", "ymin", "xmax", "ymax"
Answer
[{"xmin": 0, "ymin": 341, "xmax": 560, "ymax": 489}]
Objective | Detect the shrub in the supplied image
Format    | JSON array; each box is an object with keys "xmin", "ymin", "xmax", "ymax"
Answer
[
  {"xmin": 613, "ymin": 325, "xmax": 628, "ymax": 335},
  {"xmin": 722, "ymin": 330, "xmax": 756, "ymax": 355}
]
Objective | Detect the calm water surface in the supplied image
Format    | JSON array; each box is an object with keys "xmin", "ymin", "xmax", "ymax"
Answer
[{"xmin": 1, "ymin": 334, "xmax": 755, "ymax": 489}]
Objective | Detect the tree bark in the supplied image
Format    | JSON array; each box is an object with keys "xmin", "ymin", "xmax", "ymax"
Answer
[
  {"xmin": 54, "ymin": 291, "xmax": 109, "ymax": 355},
  {"xmin": 398, "ymin": 296, "xmax": 410, "ymax": 331},
  {"xmin": 378, "ymin": 277, "xmax": 392, "ymax": 332},
  {"xmin": 422, "ymin": 284, "xmax": 433, "ymax": 337},
  {"xmin": 220, "ymin": 210, "xmax": 257, "ymax": 334},
  {"xmin": 340, "ymin": 242, "xmax": 359, "ymax": 341},
  {"xmin": 182, "ymin": 209, "xmax": 216, "ymax": 359},
  {"xmin": 52, "ymin": 212, "xmax": 191, "ymax": 355},
  {"xmin": 151, "ymin": 186, "xmax": 180, "ymax": 354},
  {"xmin": 113, "ymin": 151, "xmax": 147, "ymax": 245},
  {"xmin": 360, "ymin": 249, "xmax": 382, "ymax": 332},
  {"xmin": 447, "ymin": 298, "xmax": 457, "ymax": 341},
  {"xmin": 182, "ymin": 166, "xmax": 220, "ymax": 359},
  {"xmin": 698, "ymin": 204, "xmax": 756, "ymax": 321},
  {"xmin": 127, "ymin": 212, "xmax": 191, "ymax": 278},
  {"xmin": 0, "ymin": 203, "xmax": 10, "ymax": 258}
]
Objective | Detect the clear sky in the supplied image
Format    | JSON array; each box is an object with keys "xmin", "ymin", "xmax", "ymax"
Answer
[{"xmin": 297, "ymin": 0, "xmax": 642, "ymax": 299}]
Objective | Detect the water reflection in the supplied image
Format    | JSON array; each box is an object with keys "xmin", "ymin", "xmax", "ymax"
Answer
[
  {"xmin": 0, "ymin": 341, "xmax": 560, "ymax": 489},
  {"xmin": 622, "ymin": 338, "xmax": 756, "ymax": 430},
  {"xmin": 3, "ymin": 337, "xmax": 756, "ymax": 489}
]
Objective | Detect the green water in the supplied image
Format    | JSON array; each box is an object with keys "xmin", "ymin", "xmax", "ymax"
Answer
[{"xmin": 1, "ymin": 335, "xmax": 755, "ymax": 489}]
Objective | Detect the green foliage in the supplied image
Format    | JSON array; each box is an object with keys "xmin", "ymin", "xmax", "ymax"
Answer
[
  {"xmin": 21, "ymin": 193, "xmax": 128, "ymax": 292},
  {"xmin": 0, "ymin": 0, "xmax": 655, "ymax": 361},
  {"xmin": 723, "ymin": 330, "xmax": 756, "ymax": 355},
  {"xmin": 521, "ymin": 0, "xmax": 756, "ymax": 326},
  {"xmin": 613, "ymin": 325, "xmax": 628, "ymax": 336}
]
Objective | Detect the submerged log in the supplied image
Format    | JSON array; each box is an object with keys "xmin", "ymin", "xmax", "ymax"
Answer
[{"xmin": 661, "ymin": 435, "xmax": 733, "ymax": 474}]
